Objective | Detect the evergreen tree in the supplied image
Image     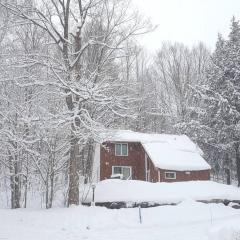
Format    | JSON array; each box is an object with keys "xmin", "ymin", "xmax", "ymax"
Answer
[{"xmin": 202, "ymin": 17, "xmax": 240, "ymax": 186}]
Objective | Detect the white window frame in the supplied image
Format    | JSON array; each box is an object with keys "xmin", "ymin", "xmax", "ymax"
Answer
[
  {"xmin": 165, "ymin": 171, "xmax": 176, "ymax": 180},
  {"xmin": 115, "ymin": 143, "xmax": 128, "ymax": 156},
  {"xmin": 158, "ymin": 170, "xmax": 161, "ymax": 182},
  {"xmin": 112, "ymin": 166, "xmax": 132, "ymax": 180}
]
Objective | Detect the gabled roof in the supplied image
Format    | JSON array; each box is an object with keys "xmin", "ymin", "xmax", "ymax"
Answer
[{"xmin": 101, "ymin": 130, "xmax": 211, "ymax": 171}]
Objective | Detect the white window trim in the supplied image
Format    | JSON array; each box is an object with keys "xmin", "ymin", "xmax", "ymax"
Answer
[
  {"xmin": 158, "ymin": 170, "xmax": 161, "ymax": 182},
  {"xmin": 112, "ymin": 166, "xmax": 132, "ymax": 180},
  {"xmin": 165, "ymin": 171, "xmax": 176, "ymax": 180},
  {"xmin": 115, "ymin": 143, "xmax": 128, "ymax": 156}
]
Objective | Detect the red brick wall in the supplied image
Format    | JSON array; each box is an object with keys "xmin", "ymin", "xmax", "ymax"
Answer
[
  {"xmin": 158, "ymin": 169, "xmax": 210, "ymax": 182},
  {"xmin": 100, "ymin": 142, "xmax": 146, "ymax": 181},
  {"xmin": 100, "ymin": 141, "xmax": 211, "ymax": 182}
]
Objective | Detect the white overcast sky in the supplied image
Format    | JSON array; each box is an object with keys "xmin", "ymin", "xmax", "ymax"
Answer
[{"xmin": 132, "ymin": 0, "xmax": 240, "ymax": 52}]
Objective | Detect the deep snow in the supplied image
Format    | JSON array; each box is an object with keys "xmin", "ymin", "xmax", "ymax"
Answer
[
  {"xmin": 0, "ymin": 201, "xmax": 240, "ymax": 240},
  {"xmin": 84, "ymin": 180, "xmax": 240, "ymax": 204},
  {"xmin": 2, "ymin": 180, "xmax": 240, "ymax": 240}
]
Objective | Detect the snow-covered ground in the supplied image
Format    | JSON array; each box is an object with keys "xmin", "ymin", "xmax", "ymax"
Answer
[
  {"xmin": 84, "ymin": 180, "xmax": 240, "ymax": 204},
  {"xmin": 1, "ymin": 200, "xmax": 240, "ymax": 240},
  {"xmin": 2, "ymin": 180, "xmax": 240, "ymax": 240}
]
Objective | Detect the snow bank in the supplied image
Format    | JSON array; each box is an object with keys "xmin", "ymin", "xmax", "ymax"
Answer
[
  {"xmin": 101, "ymin": 129, "xmax": 210, "ymax": 171},
  {"xmin": 1, "ymin": 201, "xmax": 240, "ymax": 240},
  {"xmin": 84, "ymin": 180, "xmax": 240, "ymax": 203},
  {"xmin": 209, "ymin": 223, "xmax": 240, "ymax": 240}
]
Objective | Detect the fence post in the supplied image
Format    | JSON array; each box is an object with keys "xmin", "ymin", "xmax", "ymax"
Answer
[
  {"xmin": 138, "ymin": 205, "xmax": 142, "ymax": 224},
  {"xmin": 91, "ymin": 184, "xmax": 96, "ymax": 207}
]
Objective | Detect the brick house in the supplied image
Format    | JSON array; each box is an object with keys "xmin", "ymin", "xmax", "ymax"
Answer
[{"xmin": 92, "ymin": 130, "xmax": 211, "ymax": 182}]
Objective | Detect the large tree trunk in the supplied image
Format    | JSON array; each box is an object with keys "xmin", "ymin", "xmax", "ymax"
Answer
[
  {"xmin": 225, "ymin": 168, "xmax": 231, "ymax": 185},
  {"xmin": 66, "ymin": 25, "xmax": 82, "ymax": 206},
  {"xmin": 48, "ymin": 151, "xmax": 55, "ymax": 209},
  {"xmin": 67, "ymin": 133, "xmax": 80, "ymax": 206},
  {"xmin": 9, "ymin": 149, "xmax": 21, "ymax": 209},
  {"xmin": 49, "ymin": 171, "xmax": 54, "ymax": 208},
  {"xmin": 23, "ymin": 155, "xmax": 29, "ymax": 208},
  {"xmin": 65, "ymin": 78, "xmax": 81, "ymax": 206},
  {"xmin": 86, "ymin": 139, "xmax": 94, "ymax": 180},
  {"xmin": 224, "ymin": 154, "xmax": 231, "ymax": 185},
  {"xmin": 235, "ymin": 142, "xmax": 240, "ymax": 187},
  {"xmin": 45, "ymin": 171, "xmax": 49, "ymax": 209}
]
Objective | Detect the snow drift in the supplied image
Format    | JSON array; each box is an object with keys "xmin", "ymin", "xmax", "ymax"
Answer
[{"xmin": 84, "ymin": 180, "xmax": 240, "ymax": 204}]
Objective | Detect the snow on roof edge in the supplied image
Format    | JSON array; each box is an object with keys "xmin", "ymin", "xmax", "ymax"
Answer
[{"xmin": 100, "ymin": 129, "xmax": 202, "ymax": 153}]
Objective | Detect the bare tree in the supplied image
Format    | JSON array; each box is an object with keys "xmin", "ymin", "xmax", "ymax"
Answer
[
  {"xmin": 1, "ymin": 0, "xmax": 150, "ymax": 205},
  {"xmin": 153, "ymin": 42, "xmax": 210, "ymax": 127}
]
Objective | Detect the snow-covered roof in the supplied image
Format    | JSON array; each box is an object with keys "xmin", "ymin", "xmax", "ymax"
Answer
[{"xmin": 102, "ymin": 130, "xmax": 211, "ymax": 171}]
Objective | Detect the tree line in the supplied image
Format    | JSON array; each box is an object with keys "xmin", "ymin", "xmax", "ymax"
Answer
[{"xmin": 0, "ymin": 0, "xmax": 239, "ymax": 209}]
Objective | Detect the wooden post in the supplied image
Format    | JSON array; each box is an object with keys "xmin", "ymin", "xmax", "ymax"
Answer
[
  {"xmin": 91, "ymin": 184, "xmax": 96, "ymax": 206},
  {"xmin": 138, "ymin": 205, "xmax": 142, "ymax": 224}
]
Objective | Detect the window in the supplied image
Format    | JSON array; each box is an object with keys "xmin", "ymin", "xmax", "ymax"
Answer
[
  {"xmin": 115, "ymin": 143, "xmax": 128, "ymax": 156},
  {"xmin": 112, "ymin": 166, "xmax": 132, "ymax": 180},
  {"xmin": 165, "ymin": 172, "xmax": 176, "ymax": 179}
]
